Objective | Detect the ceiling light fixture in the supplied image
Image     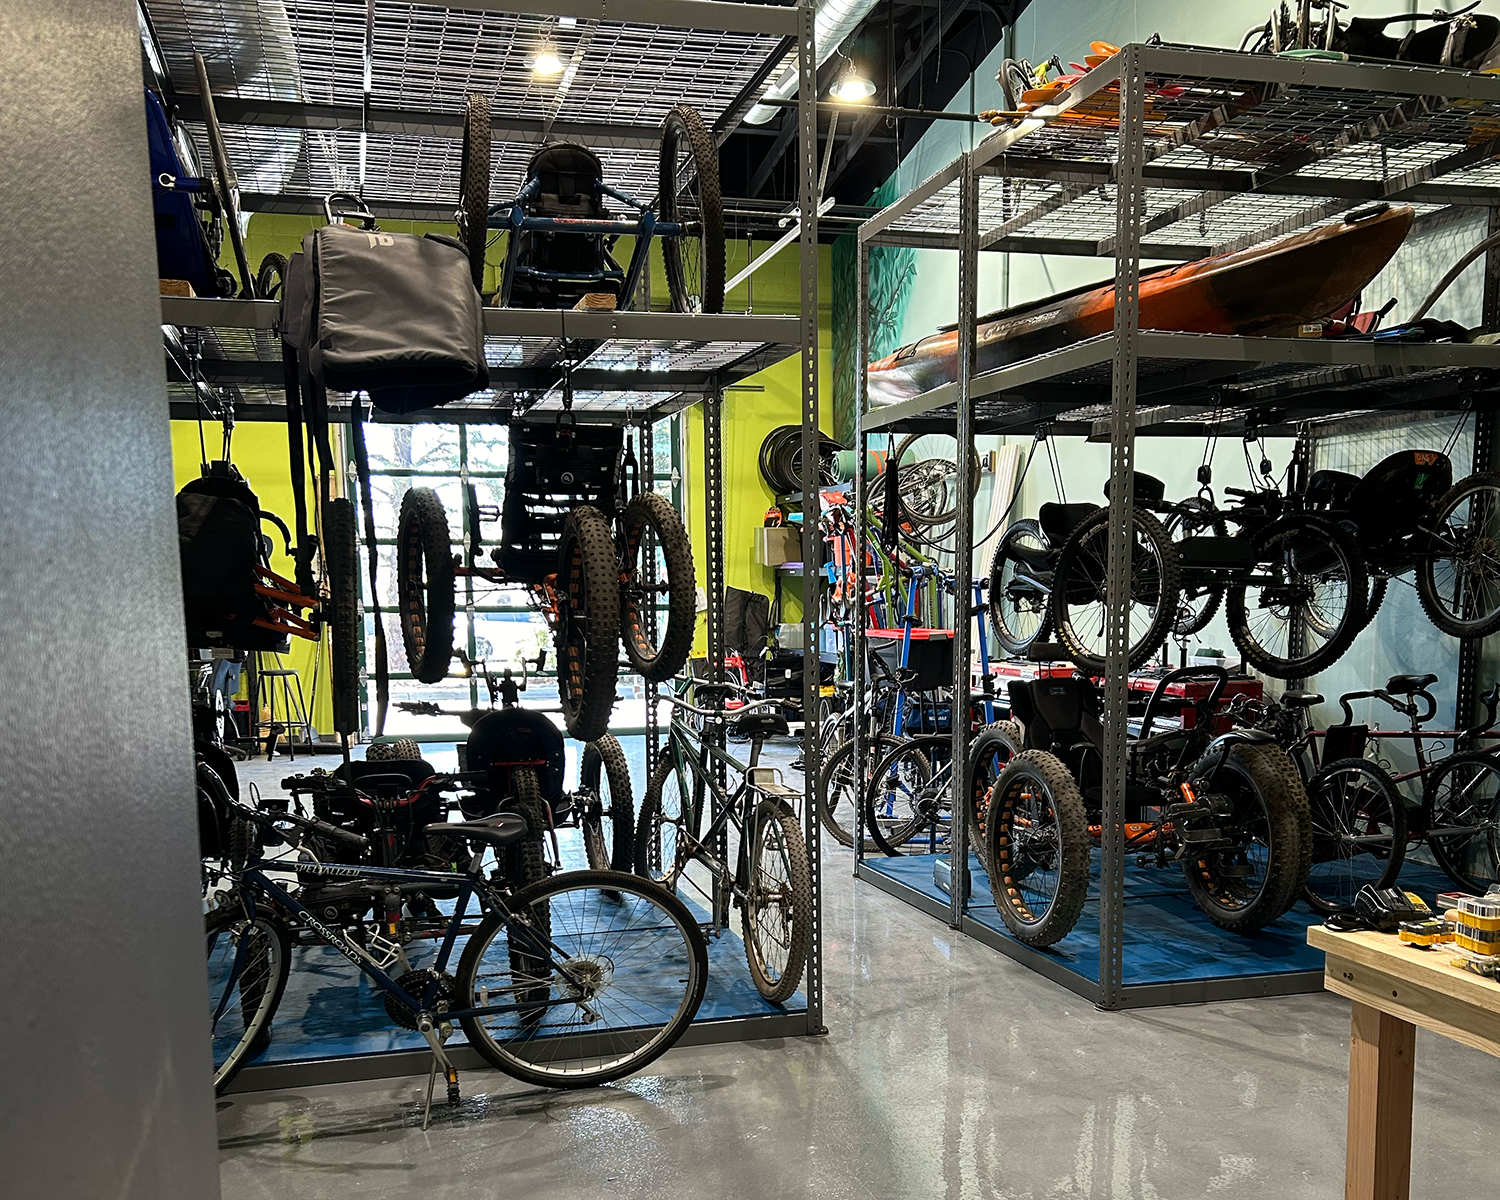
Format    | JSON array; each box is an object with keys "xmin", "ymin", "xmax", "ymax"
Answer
[
  {"xmin": 530, "ymin": 47, "xmax": 564, "ymax": 77},
  {"xmin": 830, "ymin": 68, "xmax": 876, "ymax": 104}
]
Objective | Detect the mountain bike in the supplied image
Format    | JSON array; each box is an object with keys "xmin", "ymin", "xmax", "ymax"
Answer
[
  {"xmin": 206, "ymin": 776, "xmax": 707, "ymax": 1117},
  {"xmin": 633, "ymin": 678, "xmax": 812, "ymax": 1004}
]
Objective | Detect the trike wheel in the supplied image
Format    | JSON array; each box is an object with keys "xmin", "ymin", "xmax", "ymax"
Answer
[
  {"xmin": 1163, "ymin": 497, "xmax": 1228, "ymax": 636},
  {"xmin": 1416, "ymin": 471, "xmax": 1500, "ymax": 638},
  {"xmin": 895, "ymin": 433, "xmax": 980, "ymax": 527},
  {"xmin": 1049, "ymin": 506, "xmax": 1180, "ymax": 675},
  {"xmin": 322, "ymin": 496, "xmax": 362, "ymax": 736},
  {"xmin": 457, "ymin": 93, "xmax": 491, "ymax": 293},
  {"xmin": 1226, "ymin": 514, "xmax": 1366, "ymax": 680},
  {"xmin": 255, "ymin": 252, "xmax": 289, "ymax": 302},
  {"xmin": 396, "ymin": 487, "xmax": 456, "ymax": 685},
  {"xmin": 618, "ymin": 491, "xmax": 696, "ymax": 682},
  {"xmin": 1182, "ymin": 741, "xmax": 1309, "ymax": 932},
  {"xmin": 659, "ymin": 105, "xmax": 725, "ymax": 313},
  {"xmin": 455, "ymin": 868, "xmax": 708, "ymax": 1088},
  {"xmin": 744, "ymin": 798, "xmax": 812, "ymax": 1005},
  {"xmin": 1303, "ymin": 757, "xmax": 1406, "ymax": 915},
  {"xmin": 581, "ymin": 735, "xmax": 635, "ymax": 872},
  {"xmin": 988, "ymin": 519, "xmax": 1052, "ymax": 655},
  {"xmin": 969, "ymin": 720, "xmax": 1024, "ymax": 874},
  {"xmin": 986, "ymin": 751, "xmax": 1090, "ymax": 947},
  {"xmin": 556, "ymin": 505, "xmax": 620, "ymax": 742},
  {"xmin": 1421, "ymin": 751, "xmax": 1500, "ymax": 893}
]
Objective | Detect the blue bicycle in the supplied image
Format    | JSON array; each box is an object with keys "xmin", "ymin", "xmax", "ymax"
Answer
[
  {"xmin": 206, "ymin": 770, "xmax": 708, "ymax": 1114},
  {"xmin": 455, "ymin": 96, "xmax": 724, "ymax": 313}
]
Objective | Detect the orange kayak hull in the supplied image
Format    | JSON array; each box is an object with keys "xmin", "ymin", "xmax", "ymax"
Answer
[{"xmin": 868, "ymin": 205, "xmax": 1415, "ymax": 406}]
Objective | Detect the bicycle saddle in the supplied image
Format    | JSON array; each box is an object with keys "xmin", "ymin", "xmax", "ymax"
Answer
[
  {"xmin": 1279, "ymin": 690, "xmax": 1323, "ymax": 709},
  {"xmin": 1038, "ymin": 502, "xmax": 1098, "ymax": 546},
  {"xmin": 1386, "ymin": 673, "xmax": 1438, "ymax": 695},
  {"xmin": 427, "ymin": 811, "xmax": 528, "ymax": 849}
]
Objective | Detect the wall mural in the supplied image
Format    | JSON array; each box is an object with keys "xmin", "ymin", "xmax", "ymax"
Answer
[{"xmin": 831, "ymin": 176, "xmax": 916, "ymax": 448}]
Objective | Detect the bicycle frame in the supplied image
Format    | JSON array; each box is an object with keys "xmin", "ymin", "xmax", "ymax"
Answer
[{"xmin": 223, "ymin": 857, "xmax": 578, "ymax": 1025}]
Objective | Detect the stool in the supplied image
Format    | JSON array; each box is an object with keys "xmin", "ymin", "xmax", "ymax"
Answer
[{"xmin": 254, "ymin": 655, "xmax": 313, "ymax": 760}]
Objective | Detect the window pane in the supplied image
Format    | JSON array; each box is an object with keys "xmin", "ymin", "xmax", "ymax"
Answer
[{"xmin": 359, "ymin": 423, "xmax": 461, "ymax": 472}]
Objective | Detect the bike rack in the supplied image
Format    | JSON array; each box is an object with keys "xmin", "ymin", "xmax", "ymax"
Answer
[{"xmin": 853, "ymin": 44, "xmax": 1500, "ymax": 1010}]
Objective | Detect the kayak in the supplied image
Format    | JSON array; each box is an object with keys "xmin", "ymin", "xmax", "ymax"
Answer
[{"xmin": 867, "ymin": 204, "xmax": 1415, "ymax": 406}]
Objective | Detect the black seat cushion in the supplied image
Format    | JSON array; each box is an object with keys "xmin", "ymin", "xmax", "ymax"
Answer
[
  {"xmin": 463, "ymin": 707, "xmax": 566, "ymax": 813},
  {"xmin": 427, "ymin": 812, "xmax": 528, "ymax": 850},
  {"xmin": 1280, "ymin": 690, "xmax": 1324, "ymax": 709},
  {"xmin": 1305, "ymin": 469, "xmax": 1360, "ymax": 507},
  {"xmin": 1008, "ymin": 676, "xmax": 1104, "ymax": 756},
  {"xmin": 1038, "ymin": 502, "xmax": 1098, "ymax": 547},
  {"xmin": 1101, "ymin": 472, "xmax": 1166, "ymax": 504},
  {"xmin": 1386, "ymin": 673, "xmax": 1438, "ymax": 694}
]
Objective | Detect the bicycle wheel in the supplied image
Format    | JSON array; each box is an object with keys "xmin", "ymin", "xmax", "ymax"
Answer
[
  {"xmin": 1163, "ymin": 497, "xmax": 1228, "ymax": 636},
  {"xmin": 556, "ymin": 505, "xmax": 620, "ymax": 742},
  {"xmin": 1182, "ymin": 741, "xmax": 1309, "ymax": 931},
  {"xmin": 659, "ymin": 105, "xmax": 724, "ymax": 314},
  {"xmin": 988, "ymin": 520, "xmax": 1052, "ymax": 656},
  {"xmin": 744, "ymin": 798, "xmax": 813, "ymax": 1004},
  {"xmin": 864, "ymin": 735, "xmax": 951, "ymax": 855},
  {"xmin": 894, "ymin": 433, "xmax": 980, "ymax": 527},
  {"xmin": 818, "ymin": 734, "xmax": 904, "ymax": 848},
  {"xmin": 581, "ymin": 735, "xmax": 635, "ymax": 872},
  {"xmin": 457, "ymin": 93, "xmax": 490, "ymax": 292},
  {"xmin": 986, "ymin": 751, "xmax": 1090, "ymax": 946},
  {"xmin": 1417, "ymin": 471, "xmax": 1500, "ymax": 638},
  {"xmin": 206, "ymin": 905, "xmax": 291, "ymax": 1094},
  {"xmin": 322, "ymin": 496, "xmax": 361, "ymax": 736},
  {"xmin": 618, "ymin": 491, "xmax": 696, "ymax": 682},
  {"xmin": 968, "ymin": 720, "xmax": 1024, "ymax": 868},
  {"xmin": 255, "ymin": 252, "xmax": 289, "ymax": 302},
  {"xmin": 1303, "ymin": 757, "xmax": 1406, "ymax": 915},
  {"xmin": 1226, "ymin": 514, "xmax": 1366, "ymax": 680},
  {"xmin": 634, "ymin": 753, "xmax": 689, "ymax": 885},
  {"xmin": 1049, "ymin": 506, "xmax": 1180, "ymax": 675},
  {"xmin": 396, "ymin": 487, "xmax": 456, "ymax": 685},
  {"xmin": 498, "ymin": 767, "xmax": 552, "ymax": 994},
  {"xmin": 456, "ymin": 869, "xmax": 708, "ymax": 1088},
  {"xmin": 1421, "ymin": 751, "xmax": 1500, "ymax": 892}
]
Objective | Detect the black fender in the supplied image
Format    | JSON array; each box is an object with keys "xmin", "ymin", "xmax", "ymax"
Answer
[{"xmin": 1189, "ymin": 728, "xmax": 1275, "ymax": 786}]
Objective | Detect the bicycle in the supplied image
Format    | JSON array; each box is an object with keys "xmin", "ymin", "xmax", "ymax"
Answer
[
  {"xmin": 206, "ymin": 775, "xmax": 708, "ymax": 1118},
  {"xmin": 633, "ymin": 678, "xmax": 813, "ymax": 1004},
  {"xmin": 1235, "ymin": 676, "xmax": 1500, "ymax": 912}
]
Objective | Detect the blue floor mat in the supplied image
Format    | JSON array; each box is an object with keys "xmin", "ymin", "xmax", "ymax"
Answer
[
  {"xmin": 246, "ymin": 874, "xmax": 803, "ymax": 1068},
  {"xmin": 860, "ymin": 851, "xmax": 1455, "ymax": 988}
]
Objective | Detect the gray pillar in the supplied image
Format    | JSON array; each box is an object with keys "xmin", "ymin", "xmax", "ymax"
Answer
[{"xmin": 0, "ymin": 3, "xmax": 223, "ymax": 1197}]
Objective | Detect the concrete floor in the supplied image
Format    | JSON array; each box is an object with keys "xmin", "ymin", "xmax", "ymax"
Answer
[{"xmin": 218, "ymin": 743, "xmax": 1500, "ymax": 1199}]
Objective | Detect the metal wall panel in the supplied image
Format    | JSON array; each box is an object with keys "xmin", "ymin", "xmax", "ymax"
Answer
[{"xmin": 0, "ymin": 1, "xmax": 222, "ymax": 1195}]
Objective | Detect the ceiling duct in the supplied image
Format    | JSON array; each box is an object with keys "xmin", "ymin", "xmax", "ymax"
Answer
[{"xmin": 743, "ymin": 0, "xmax": 882, "ymax": 124}]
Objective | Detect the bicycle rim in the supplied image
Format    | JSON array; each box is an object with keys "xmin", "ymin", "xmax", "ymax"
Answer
[
  {"xmin": 457, "ymin": 871, "xmax": 707, "ymax": 1087},
  {"xmin": 206, "ymin": 908, "xmax": 289, "ymax": 1093},
  {"xmin": 1425, "ymin": 754, "xmax": 1500, "ymax": 891},
  {"xmin": 1304, "ymin": 760, "xmax": 1404, "ymax": 913},
  {"xmin": 744, "ymin": 800, "xmax": 811, "ymax": 1004}
]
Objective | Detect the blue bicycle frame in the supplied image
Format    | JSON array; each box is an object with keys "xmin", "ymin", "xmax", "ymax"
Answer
[
  {"xmin": 490, "ymin": 178, "xmax": 685, "ymax": 307},
  {"xmin": 219, "ymin": 857, "xmax": 575, "ymax": 1025}
]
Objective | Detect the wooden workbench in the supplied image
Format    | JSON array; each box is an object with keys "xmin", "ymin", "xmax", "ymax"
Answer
[{"xmin": 1308, "ymin": 924, "xmax": 1500, "ymax": 1199}]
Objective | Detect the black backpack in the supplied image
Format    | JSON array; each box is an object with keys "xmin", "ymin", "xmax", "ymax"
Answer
[{"xmin": 177, "ymin": 467, "xmax": 286, "ymax": 651}]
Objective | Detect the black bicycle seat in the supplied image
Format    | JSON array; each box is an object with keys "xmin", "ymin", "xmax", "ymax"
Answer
[
  {"xmin": 1386, "ymin": 673, "xmax": 1438, "ymax": 695},
  {"xmin": 428, "ymin": 812, "xmax": 528, "ymax": 849},
  {"xmin": 1280, "ymin": 690, "xmax": 1324, "ymax": 709}
]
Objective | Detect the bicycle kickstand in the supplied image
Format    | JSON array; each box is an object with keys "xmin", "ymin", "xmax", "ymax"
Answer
[{"xmin": 416, "ymin": 1014, "xmax": 460, "ymax": 1129}]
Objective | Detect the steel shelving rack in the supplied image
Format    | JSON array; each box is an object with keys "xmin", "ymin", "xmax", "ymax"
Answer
[
  {"xmin": 157, "ymin": 0, "xmax": 826, "ymax": 1087},
  {"xmin": 852, "ymin": 44, "xmax": 1500, "ymax": 1010}
]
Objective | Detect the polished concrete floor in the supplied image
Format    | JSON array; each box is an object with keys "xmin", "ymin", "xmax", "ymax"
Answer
[{"xmin": 218, "ymin": 744, "xmax": 1500, "ymax": 1199}]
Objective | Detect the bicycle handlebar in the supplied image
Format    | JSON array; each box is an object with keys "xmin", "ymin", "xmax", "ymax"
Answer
[
  {"xmin": 665, "ymin": 693, "xmax": 782, "ymax": 719},
  {"xmin": 227, "ymin": 793, "xmax": 370, "ymax": 854},
  {"xmin": 1337, "ymin": 687, "xmax": 1437, "ymax": 728}
]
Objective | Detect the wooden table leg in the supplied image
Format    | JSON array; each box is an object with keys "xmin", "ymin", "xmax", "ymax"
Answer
[{"xmin": 1346, "ymin": 1000, "xmax": 1416, "ymax": 1200}]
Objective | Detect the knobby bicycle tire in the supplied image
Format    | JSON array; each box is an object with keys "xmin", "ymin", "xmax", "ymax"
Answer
[
  {"xmin": 500, "ymin": 767, "xmax": 552, "ymax": 996},
  {"xmin": 1416, "ymin": 471, "xmax": 1500, "ymax": 639},
  {"xmin": 455, "ymin": 868, "xmax": 708, "ymax": 1088},
  {"xmin": 660, "ymin": 105, "xmax": 725, "ymax": 313},
  {"xmin": 396, "ymin": 487, "xmax": 456, "ymax": 685},
  {"xmin": 323, "ymin": 496, "xmax": 361, "ymax": 736},
  {"xmin": 619, "ymin": 491, "xmax": 696, "ymax": 682},
  {"xmin": 987, "ymin": 751, "xmax": 1091, "ymax": 947},
  {"xmin": 557, "ymin": 506, "xmax": 620, "ymax": 742},
  {"xmin": 744, "ymin": 798, "xmax": 812, "ymax": 1005},
  {"xmin": 458, "ymin": 93, "xmax": 491, "ymax": 293},
  {"xmin": 581, "ymin": 735, "xmax": 635, "ymax": 872}
]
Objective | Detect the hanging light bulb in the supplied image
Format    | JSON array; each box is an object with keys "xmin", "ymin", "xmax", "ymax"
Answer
[
  {"xmin": 530, "ymin": 46, "xmax": 564, "ymax": 77},
  {"xmin": 830, "ymin": 67, "xmax": 876, "ymax": 103}
]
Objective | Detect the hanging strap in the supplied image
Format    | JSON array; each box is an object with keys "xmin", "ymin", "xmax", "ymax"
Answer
[
  {"xmin": 880, "ymin": 449, "xmax": 900, "ymax": 553},
  {"xmin": 348, "ymin": 394, "xmax": 390, "ymax": 736},
  {"xmin": 282, "ymin": 345, "xmax": 318, "ymax": 598}
]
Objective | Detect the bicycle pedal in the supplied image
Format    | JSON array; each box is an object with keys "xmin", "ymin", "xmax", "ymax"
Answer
[{"xmin": 446, "ymin": 1066, "xmax": 460, "ymax": 1108}]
